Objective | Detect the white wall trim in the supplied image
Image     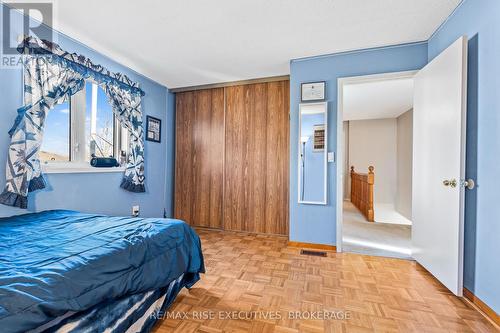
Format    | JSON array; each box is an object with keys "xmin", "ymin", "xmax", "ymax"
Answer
[
  {"xmin": 336, "ymin": 70, "xmax": 418, "ymax": 253},
  {"xmin": 42, "ymin": 163, "xmax": 125, "ymax": 174}
]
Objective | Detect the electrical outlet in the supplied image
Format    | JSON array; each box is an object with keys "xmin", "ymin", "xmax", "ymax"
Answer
[{"xmin": 132, "ymin": 205, "xmax": 140, "ymax": 217}]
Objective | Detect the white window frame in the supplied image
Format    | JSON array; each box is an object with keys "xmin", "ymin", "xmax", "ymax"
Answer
[{"xmin": 42, "ymin": 81, "xmax": 128, "ymax": 174}]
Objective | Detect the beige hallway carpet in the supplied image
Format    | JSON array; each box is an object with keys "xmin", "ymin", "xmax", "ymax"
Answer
[{"xmin": 342, "ymin": 201, "xmax": 412, "ymax": 259}]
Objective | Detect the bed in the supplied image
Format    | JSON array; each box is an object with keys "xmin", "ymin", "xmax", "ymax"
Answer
[{"xmin": 0, "ymin": 210, "xmax": 205, "ymax": 333}]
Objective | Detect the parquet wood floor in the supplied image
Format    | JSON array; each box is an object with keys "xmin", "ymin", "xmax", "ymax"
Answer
[{"xmin": 153, "ymin": 229, "xmax": 498, "ymax": 333}]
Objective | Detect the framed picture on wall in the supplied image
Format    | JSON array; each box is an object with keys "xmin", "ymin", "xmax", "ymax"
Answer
[
  {"xmin": 146, "ymin": 116, "xmax": 161, "ymax": 143},
  {"xmin": 301, "ymin": 81, "xmax": 326, "ymax": 101}
]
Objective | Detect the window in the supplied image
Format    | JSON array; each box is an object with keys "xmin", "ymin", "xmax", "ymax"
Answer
[
  {"xmin": 85, "ymin": 82, "xmax": 114, "ymax": 160},
  {"xmin": 40, "ymin": 102, "xmax": 70, "ymax": 162},
  {"xmin": 41, "ymin": 81, "xmax": 128, "ymax": 170}
]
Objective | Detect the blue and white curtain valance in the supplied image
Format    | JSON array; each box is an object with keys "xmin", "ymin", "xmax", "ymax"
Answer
[{"xmin": 0, "ymin": 37, "xmax": 146, "ymax": 209}]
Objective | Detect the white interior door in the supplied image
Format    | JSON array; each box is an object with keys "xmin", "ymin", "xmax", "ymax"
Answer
[{"xmin": 412, "ymin": 36, "xmax": 468, "ymax": 296}]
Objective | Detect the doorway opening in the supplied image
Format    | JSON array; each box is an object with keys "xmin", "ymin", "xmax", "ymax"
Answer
[
  {"xmin": 337, "ymin": 71, "xmax": 416, "ymax": 259},
  {"xmin": 336, "ymin": 37, "xmax": 468, "ymax": 296}
]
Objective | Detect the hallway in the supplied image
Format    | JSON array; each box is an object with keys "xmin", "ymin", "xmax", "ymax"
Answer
[
  {"xmin": 342, "ymin": 201, "xmax": 412, "ymax": 259},
  {"xmin": 374, "ymin": 203, "xmax": 412, "ymax": 225}
]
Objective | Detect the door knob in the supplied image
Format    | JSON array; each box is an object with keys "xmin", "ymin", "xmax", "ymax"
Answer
[
  {"xmin": 443, "ymin": 179, "xmax": 457, "ymax": 188},
  {"xmin": 461, "ymin": 179, "xmax": 475, "ymax": 190}
]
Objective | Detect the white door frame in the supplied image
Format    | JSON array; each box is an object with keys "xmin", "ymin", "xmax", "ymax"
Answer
[{"xmin": 335, "ymin": 70, "xmax": 418, "ymax": 253}]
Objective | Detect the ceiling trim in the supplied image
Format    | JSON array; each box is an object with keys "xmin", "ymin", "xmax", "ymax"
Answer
[
  {"xmin": 170, "ymin": 75, "xmax": 290, "ymax": 93},
  {"xmin": 291, "ymin": 40, "xmax": 428, "ymax": 64},
  {"xmin": 428, "ymin": 0, "xmax": 466, "ymax": 42}
]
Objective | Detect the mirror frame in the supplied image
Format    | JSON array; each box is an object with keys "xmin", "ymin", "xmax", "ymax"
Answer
[{"xmin": 298, "ymin": 101, "xmax": 328, "ymax": 205}]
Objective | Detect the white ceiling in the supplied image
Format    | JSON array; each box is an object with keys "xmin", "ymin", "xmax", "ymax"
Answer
[
  {"xmin": 343, "ymin": 78, "xmax": 414, "ymax": 121},
  {"xmin": 50, "ymin": 0, "xmax": 461, "ymax": 89}
]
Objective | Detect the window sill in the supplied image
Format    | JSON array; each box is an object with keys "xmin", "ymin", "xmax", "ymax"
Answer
[{"xmin": 42, "ymin": 163, "xmax": 125, "ymax": 174}]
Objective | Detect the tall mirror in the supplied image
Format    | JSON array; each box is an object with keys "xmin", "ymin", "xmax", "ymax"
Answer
[{"xmin": 298, "ymin": 102, "xmax": 327, "ymax": 204}]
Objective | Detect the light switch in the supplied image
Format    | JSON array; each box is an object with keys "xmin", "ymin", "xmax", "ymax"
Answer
[{"xmin": 328, "ymin": 152, "xmax": 335, "ymax": 163}]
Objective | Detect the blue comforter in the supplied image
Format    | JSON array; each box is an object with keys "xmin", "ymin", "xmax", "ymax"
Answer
[{"xmin": 0, "ymin": 210, "xmax": 204, "ymax": 333}]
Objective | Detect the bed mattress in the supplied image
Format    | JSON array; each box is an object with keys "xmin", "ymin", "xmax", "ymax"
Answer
[{"xmin": 0, "ymin": 210, "xmax": 204, "ymax": 333}]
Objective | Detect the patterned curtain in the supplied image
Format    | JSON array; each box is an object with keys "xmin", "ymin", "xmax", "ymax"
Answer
[
  {"xmin": 0, "ymin": 37, "xmax": 146, "ymax": 209},
  {"xmin": 105, "ymin": 84, "xmax": 145, "ymax": 192}
]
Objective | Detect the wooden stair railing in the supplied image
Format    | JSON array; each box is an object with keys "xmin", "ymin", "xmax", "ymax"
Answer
[{"xmin": 350, "ymin": 166, "xmax": 374, "ymax": 222}]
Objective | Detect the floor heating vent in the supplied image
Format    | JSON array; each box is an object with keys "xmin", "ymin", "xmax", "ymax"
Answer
[{"xmin": 300, "ymin": 249, "xmax": 327, "ymax": 257}]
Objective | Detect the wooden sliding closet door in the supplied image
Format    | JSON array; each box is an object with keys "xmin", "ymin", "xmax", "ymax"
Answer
[
  {"xmin": 224, "ymin": 81, "xmax": 289, "ymax": 235},
  {"xmin": 174, "ymin": 89, "xmax": 224, "ymax": 228}
]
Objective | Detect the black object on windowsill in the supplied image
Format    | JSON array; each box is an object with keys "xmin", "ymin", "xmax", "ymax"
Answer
[{"xmin": 90, "ymin": 155, "xmax": 120, "ymax": 168}]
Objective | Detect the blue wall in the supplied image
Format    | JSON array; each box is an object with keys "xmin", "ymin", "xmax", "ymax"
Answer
[
  {"xmin": 428, "ymin": 0, "xmax": 500, "ymax": 313},
  {"xmin": 0, "ymin": 4, "xmax": 175, "ymax": 218},
  {"xmin": 289, "ymin": 42, "xmax": 428, "ymax": 245}
]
